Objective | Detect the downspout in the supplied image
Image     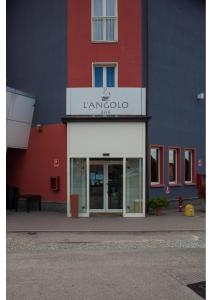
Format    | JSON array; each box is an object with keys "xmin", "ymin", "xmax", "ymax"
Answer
[{"xmin": 142, "ymin": 0, "xmax": 149, "ymax": 214}]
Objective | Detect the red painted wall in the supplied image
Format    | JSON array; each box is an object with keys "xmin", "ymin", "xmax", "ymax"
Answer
[
  {"xmin": 68, "ymin": 0, "xmax": 142, "ymax": 87},
  {"xmin": 7, "ymin": 124, "xmax": 67, "ymax": 203}
]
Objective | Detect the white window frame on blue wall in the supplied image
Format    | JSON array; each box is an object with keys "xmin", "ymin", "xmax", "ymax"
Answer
[
  {"xmin": 92, "ymin": 63, "xmax": 118, "ymax": 87},
  {"xmin": 91, "ymin": 0, "xmax": 118, "ymax": 42}
]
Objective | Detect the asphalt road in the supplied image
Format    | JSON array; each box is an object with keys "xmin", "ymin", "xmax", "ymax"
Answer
[{"xmin": 7, "ymin": 231, "xmax": 205, "ymax": 300}]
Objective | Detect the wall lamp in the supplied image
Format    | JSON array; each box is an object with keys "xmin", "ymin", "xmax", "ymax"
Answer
[
  {"xmin": 196, "ymin": 93, "xmax": 205, "ymax": 101},
  {"xmin": 36, "ymin": 124, "xmax": 43, "ymax": 132}
]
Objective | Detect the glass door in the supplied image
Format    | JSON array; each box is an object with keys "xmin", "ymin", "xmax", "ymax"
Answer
[
  {"xmin": 90, "ymin": 160, "xmax": 123, "ymax": 212},
  {"xmin": 107, "ymin": 163, "xmax": 123, "ymax": 211}
]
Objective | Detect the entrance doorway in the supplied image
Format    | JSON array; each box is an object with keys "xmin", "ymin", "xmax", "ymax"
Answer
[{"xmin": 90, "ymin": 160, "xmax": 123, "ymax": 212}]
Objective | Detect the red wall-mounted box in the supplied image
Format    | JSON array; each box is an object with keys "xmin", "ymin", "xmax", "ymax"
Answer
[{"xmin": 50, "ymin": 176, "xmax": 60, "ymax": 192}]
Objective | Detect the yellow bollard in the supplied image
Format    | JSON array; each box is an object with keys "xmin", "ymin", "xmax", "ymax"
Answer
[{"xmin": 184, "ymin": 204, "xmax": 195, "ymax": 217}]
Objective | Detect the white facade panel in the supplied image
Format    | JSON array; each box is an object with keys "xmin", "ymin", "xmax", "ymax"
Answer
[
  {"xmin": 66, "ymin": 87, "xmax": 146, "ymax": 116},
  {"xmin": 7, "ymin": 93, "xmax": 35, "ymax": 123},
  {"xmin": 6, "ymin": 88, "xmax": 35, "ymax": 149},
  {"xmin": 6, "ymin": 91, "xmax": 13, "ymax": 118},
  {"xmin": 68, "ymin": 122, "xmax": 145, "ymax": 157},
  {"xmin": 6, "ymin": 120, "xmax": 31, "ymax": 149}
]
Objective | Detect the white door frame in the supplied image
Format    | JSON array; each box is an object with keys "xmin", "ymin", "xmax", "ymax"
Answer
[{"xmin": 89, "ymin": 159, "xmax": 123, "ymax": 213}]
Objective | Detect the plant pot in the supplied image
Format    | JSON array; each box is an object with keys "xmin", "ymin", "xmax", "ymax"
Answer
[{"xmin": 154, "ymin": 207, "xmax": 164, "ymax": 216}]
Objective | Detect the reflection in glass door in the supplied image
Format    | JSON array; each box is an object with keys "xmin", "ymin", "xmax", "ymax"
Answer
[
  {"xmin": 90, "ymin": 164, "xmax": 104, "ymax": 210},
  {"xmin": 108, "ymin": 164, "xmax": 123, "ymax": 210}
]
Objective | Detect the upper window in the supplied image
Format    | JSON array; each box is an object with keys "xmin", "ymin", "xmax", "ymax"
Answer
[
  {"xmin": 184, "ymin": 149, "xmax": 196, "ymax": 184},
  {"xmin": 93, "ymin": 64, "xmax": 116, "ymax": 87},
  {"xmin": 168, "ymin": 147, "xmax": 180, "ymax": 185},
  {"xmin": 92, "ymin": 0, "xmax": 117, "ymax": 42},
  {"xmin": 150, "ymin": 146, "xmax": 164, "ymax": 186}
]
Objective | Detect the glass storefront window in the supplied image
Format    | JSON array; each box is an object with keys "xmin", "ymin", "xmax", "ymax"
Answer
[
  {"xmin": 70, "ymin": 158, "xmax": 87, "ymax": 213},
  {"xmin": 125, "ymin": 158, "xmax": 143, "ymax": 214}
]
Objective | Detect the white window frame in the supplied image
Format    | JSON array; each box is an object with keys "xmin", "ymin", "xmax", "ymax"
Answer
[
  {"xmin": 91, "ymin": 0, "xmax": 118, "ymax": 42},
  {"xmin": 168, "ymin": 148, "xmax": 178, "ymax": 184},
  {"xmin": 150, "ymin": 147, "xmax": 160, "ymax": 185},
  {"xmin": 185, "ymin": 149, "xmax": 193, "ymax": 184},
  {"xmin": 92, "ymin": 63, "xmax": 118, "ymax": 87}
]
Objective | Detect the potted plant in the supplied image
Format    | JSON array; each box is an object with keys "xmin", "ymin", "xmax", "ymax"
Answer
[{"xmin": 148, "ymin": 197, "xmax": 169, "ymax": 215}]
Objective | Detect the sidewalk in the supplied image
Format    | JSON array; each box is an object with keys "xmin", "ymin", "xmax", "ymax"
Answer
[{"xmin": 6, "ymin": 209, "xmax": 205, "ymax": 232}]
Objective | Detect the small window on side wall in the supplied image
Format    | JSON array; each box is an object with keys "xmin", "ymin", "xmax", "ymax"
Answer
[
  {"xmin": 150, "ymin": 145, "xmax": 164, "ymax": 186},
  {"xmin": 168, "ymin": 147, "xmax": 181, "ymax": 185},
  {"xmin": 184, "ymin": 149, "xmax": 196, "ymax": 184}
]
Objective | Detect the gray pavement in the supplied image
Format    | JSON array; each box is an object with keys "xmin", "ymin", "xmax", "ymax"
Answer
[
  {"xmin": 6, "ymin": 209, "xmax": 205, "ymax": 232},
  {"xmin": 7, "ymin": 231, "xmax": 205, "ymax": 300},
  {"xmin": 7, "ymin": 209, "xmax": 206, "ymax": 299}
]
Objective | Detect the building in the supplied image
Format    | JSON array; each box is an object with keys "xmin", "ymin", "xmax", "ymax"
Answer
[{"xmin": 6, "ymin": 0, "xmax": 205, "ymax": 217}]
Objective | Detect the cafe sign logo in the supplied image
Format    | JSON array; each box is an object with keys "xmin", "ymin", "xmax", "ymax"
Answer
[
  {"xmin": 83, "ymin": 88, "xmax": 129, "ymax": 115},
  {"xmin": 101, "ymin": 87, "xmax": 111, "ymax": 101}
]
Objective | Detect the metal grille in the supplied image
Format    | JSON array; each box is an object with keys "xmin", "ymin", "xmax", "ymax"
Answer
[{"xmin": 92, "ymin": 17, "xmax": 117, "ymax": 41}]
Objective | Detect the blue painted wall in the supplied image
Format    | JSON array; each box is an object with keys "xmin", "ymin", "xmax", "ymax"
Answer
[
  {"xmin": 148, "ymin": 0, "xmax": 205, "ymax": 199},
  {"xmin": 6, "ymin": 0, "xmax": 67, "ymax": 125}
]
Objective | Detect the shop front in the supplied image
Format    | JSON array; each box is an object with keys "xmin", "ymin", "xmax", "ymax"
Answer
[
  {"xmin": 66, "ymin": 87, "xmax": 146, "ymax": 217},
  {"xmin": 67, "ymin": 121, "xmax": 146, "ymax": 217}
]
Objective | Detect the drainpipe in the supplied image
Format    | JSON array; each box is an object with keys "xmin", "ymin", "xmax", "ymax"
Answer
[{"xmin": 142, "ymin": 0, "xmax": 149, "ymax": 214}]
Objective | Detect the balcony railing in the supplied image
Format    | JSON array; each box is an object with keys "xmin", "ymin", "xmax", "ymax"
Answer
[{"xmin": 92, "ymin": 17, "xmax": 117, "ymax": 41}]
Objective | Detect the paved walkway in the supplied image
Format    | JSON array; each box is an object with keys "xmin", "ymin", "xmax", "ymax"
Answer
[{"xmin": 6, "ymin": 209, "xmax": 205, "ymax": 232}]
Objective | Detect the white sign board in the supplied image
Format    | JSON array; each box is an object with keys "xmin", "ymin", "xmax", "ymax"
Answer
[{"xmin": 66, "ymin": 88, "xmax": 146, "ymax": 116}]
